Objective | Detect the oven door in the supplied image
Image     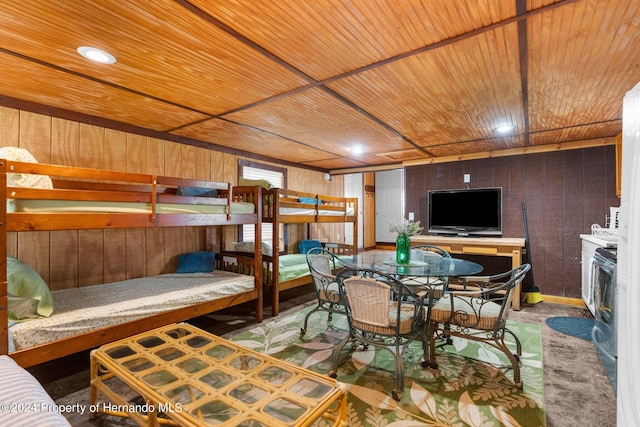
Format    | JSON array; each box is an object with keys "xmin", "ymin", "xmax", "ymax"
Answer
[
  {"xmin": 592, "ymin": 252, "xmax": 616, "ymax": 356},
  {"xmin": 591, "ymin": 251, "xmax": 617, "ymax": 388}
]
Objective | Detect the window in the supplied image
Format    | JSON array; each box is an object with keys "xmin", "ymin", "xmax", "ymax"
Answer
[
  {"xmin": 243, "ymin": 165, "xmax": 284, "ymax": 188},
  {"xmin": 239, "ymin": 160, "xmax": 286, "ymax": 247}
]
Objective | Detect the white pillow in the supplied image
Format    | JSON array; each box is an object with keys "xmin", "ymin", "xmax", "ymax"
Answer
[
  {"xmin": 0, "ymin": 146, "xmax": 53, "ymax": 189},
  {"xmin": 233, "ymin": 241, "xmax": 273, "ymax": 256}
]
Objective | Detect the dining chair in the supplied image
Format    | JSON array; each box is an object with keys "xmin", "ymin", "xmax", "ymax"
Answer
[
  {"xmin": 302, "ymin": 247, "xmax": 345, "ymax": 335},
  {"xmin": 401, "ymin": 244, "xmax": 451, "ymax": 298},
  {"xmin": 330, "ymin": 267, "xmax": 430, "ymax": 400},
  {"xmin": 427, "ymin": 263, "xmax": 531, "ymax": 388}
]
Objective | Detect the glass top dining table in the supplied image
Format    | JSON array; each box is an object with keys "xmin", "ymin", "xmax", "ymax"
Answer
[{"xmin": 337, "ymin": 251, "xmax": 483, "ymax": 278}]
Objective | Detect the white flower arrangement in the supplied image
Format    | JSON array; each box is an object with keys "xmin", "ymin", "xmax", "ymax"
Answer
[{"xmin": 387, "ymin": 219, "xmax": 424, "ymax": 236}]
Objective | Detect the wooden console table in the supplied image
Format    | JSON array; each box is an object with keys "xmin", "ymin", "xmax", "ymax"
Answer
[{"xmin": 410, "ymin": 235, "xmax": 527, "ymax": 310}]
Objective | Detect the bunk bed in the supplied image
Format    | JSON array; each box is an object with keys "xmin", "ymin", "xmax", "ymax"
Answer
[
  {"xmin": 260, "ymin": 188, "xmax": 357, "ymax": 315},
  {"xmin": 0, "ymin": 156, "xmax": 263, "ymax": 368}
]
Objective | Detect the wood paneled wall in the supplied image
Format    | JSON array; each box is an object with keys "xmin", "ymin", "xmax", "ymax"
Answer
[
  {"xmin": 0, "ymin": 106, "xmax": 342, "ymax": 290},
  {"xmin": 405, "ymin": 147, "xmax": 619, "ymax": 298}
]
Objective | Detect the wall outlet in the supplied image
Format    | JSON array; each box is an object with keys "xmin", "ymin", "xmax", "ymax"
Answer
[
  {"xmin": 464, "ymin": 173, "xmax": 471, "ymax": 183},
  {"xmin": 408, "ymin": 212, "xmax": 414, "ymax": 220}
]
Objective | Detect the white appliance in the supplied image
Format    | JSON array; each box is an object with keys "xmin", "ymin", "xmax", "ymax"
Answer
[
  {"xmin": 580, "ymin": 234, "xmax": 616, "ymax": 316},
  {"xmin": 618, "ymin": 81, "xmax": 640, "ymax": 425}
]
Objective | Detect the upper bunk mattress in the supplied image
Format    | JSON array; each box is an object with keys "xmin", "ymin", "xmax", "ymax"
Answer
[
  {"xmin": 8, "ymin": 200, "xmax": 255, "ymax": 214},
  {"xmin": 8, "ymin": 270, "xmax": 254, "ymax": 352},
  {"xmin": 278, "ymin": 206, "xmax": 355, "ymax": 216}
]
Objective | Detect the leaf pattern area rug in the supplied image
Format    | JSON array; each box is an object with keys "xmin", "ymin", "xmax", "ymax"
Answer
[{"xmin": 229, "ymin": 305, "xmax": 545, "ymax": 427}]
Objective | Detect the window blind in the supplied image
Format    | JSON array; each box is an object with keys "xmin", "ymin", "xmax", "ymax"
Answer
[{"xmin": 242, "ymin": 166, "xmax": 284, "ymax": 244}]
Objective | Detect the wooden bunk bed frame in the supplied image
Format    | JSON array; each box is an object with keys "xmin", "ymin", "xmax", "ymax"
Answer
[
  {"xmin": 261, "ymin": 187, "xmax": 357, "ymax": 316},
  {"xmin": 0, "ymin": 159, "xmax": 263, "ymax": 368}
]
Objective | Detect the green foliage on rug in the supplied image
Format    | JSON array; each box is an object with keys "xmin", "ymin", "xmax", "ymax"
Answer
[{"xmin": 231, "ymin": 306, "xmax": 545, "ymax": 427}]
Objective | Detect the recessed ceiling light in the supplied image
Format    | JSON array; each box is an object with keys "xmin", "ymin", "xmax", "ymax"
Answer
[
  {"xmin": 77, "ymin": 46, "xmax": 116, "ymax": 64},
  {"xmin": 494, "ymin": 124, "xmax": 515, "ymax": 134}
]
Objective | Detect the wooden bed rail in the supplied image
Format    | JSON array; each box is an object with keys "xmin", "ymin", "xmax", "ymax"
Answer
[
  {"xmin": 0, "ymin": 160, "xmax": 267, "ymax": 230},
  {"xmin": 262, "ymin": 187, "xmax": 358, "ymax": 222},
  {"xmin": 323, "ymin": 242, "xmax": 355, "ymax": 255},
  {"xmin": 4, "ymin": 159, "xmax": 231, "ymax": 193}
]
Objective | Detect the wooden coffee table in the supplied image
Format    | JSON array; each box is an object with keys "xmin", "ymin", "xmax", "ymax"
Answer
[{"xmin": 89, "ymin": 323, "xmax": 346, "ymax": 426}]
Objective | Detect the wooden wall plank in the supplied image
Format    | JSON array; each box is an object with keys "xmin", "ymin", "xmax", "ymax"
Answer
[
  {"xmin": 79, "ymin": 123, "xmax": 104, "ymax": 169},
  {"xmin": 49, "ymin": 230, "xmax": 79, "ymax": 290},
  {"xmin": 181, "ymin": 144, "xmax": 198, "ymax": 179},
  {"xmin": 125, "ymin": 228, "xmax": 146, "ymax": 279},
  {"xmin": 165, "ymin": 142, "xmax": 181, "ymax": 178},
  {"xmin": 104, "ymin": 229, "xmax": 126, "ymax": 284},
  {"xmin": 78, "ymin": 230, "xmax": 105, "ymax": 288},
  {"xmin": 51, "ymin": 118, "xmax": 79, "ymax": 166},
  {"xmin": 162, "ymin": 228, "xmax": 183, "ymax": 273},
  {"xmin": 146, "ymin": 228, "xmax": 166, "ymax": 275},
  {"xmin": 210, "ymin": 150, "xmax": 224, "ymax": 181},
  {"xmin": 196, "ymin": 146, "xmax": 211, "ymax": 181},
  {"xmin": 147, "ymin": 137, "xmax": 165, "ymax": 176},
  {"xmin": 17, "ymin": 231, "xmax": 50, "ymax": 284},
  {"xmin": 104, "ymin": 128, "xmax": 127, "ymax": 172},
  {"xmin": 5, "ymin": 233, "xmax": 17, "ymax": 258},
  {"xmin": 185, "ymin": 227, "xmax": 205, "ymax": 257},
  {"xmin": 19, "ymin": 111, "xmax": 51, "ymax": 162},
  {"xmin": 223, "ymin": 152, "xmax": 236, "ymax": 183},
  {"xmin": 127, "ymin": 133, "xmax": 146, "ymax": 174},
  {"xmin": 0, "ymin": 107, "xmax": 20, "ymax": 147}
]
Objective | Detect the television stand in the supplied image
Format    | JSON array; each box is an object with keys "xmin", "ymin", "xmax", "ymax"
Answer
[{"xmin": 410, "ymin": 235, "xmax": 527, "ymax": 310}]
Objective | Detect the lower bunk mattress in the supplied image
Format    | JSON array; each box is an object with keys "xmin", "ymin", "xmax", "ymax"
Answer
[
  {"xmin": 276, "ymin": 254, "xmax": 312, "ymax": 282},
  {"xmin": 8, "ymin": 271, "xmax": 255, "ymax": 352},
  {"xmin": 271, "ymin": 253, "xmax": 350, "ymax": 283}
]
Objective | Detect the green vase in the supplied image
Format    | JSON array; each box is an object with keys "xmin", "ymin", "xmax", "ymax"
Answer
[{"xmin": 395, "ymin": 233, "xmax": 411, "ymax": 264}]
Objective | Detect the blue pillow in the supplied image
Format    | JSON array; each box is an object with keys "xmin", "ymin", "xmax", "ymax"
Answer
[
  {"xmin": 299, "ymin": 197, "xmax": 323, "ymax": 205},
  {"xmin": 176, "ymin": 251, "xmax": 215, "ymax": 273},
  {"xmin": 177, "ymin": 186, "xmax": 218, "ymax": 197},
  {"xmin": 299, "ymin": 240, "xmax": 323, "ymax": 254}
]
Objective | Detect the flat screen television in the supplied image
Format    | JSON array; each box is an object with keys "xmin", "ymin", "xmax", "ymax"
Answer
[{"xmin": 428, "ymin": 187, "xmax": 502, "ymax": 236}]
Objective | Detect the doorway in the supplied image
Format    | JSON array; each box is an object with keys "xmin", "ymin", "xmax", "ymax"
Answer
[
  {"xmin": 344, "ymin": 173, "xmax": 364, "ymax": 249},
  {"xmin": 375, "ymin": 169, "xmax": 404, "ymax": 243}
]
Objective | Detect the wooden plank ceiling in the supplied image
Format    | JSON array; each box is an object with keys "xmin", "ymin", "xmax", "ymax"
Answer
[{"xmin": 0, "ymin": 0, "xmax": 638, "ymax": 172}]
